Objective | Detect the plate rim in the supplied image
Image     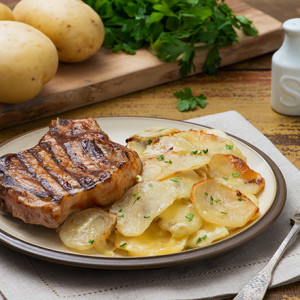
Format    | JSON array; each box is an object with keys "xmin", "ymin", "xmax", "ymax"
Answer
[{"xmin": 0, "ymin": 116, "xmax": 287, "ymax": 270}]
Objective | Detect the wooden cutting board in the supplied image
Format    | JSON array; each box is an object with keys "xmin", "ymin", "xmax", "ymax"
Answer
[{"xmin": 0, "ymin": 0, "xmax": 283, "ymax": 129}]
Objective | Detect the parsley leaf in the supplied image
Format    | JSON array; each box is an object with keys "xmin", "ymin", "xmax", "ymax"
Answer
[{"xmin": 174, "ymin": 87, "xmax": 207, "ymax": 112}]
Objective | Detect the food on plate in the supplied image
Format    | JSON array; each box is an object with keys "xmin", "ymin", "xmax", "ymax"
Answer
[
  {"xmin": 0, "ymin": 3, "xmax": 14, "ymax": 20},
  {"xmin": 0, "ymin": 21, "xmax": 58, "ymax": 104},
  {"xmin": 58, "ymin": 125, "xmax": 264, "ymax": 257},
  {"xmin": 110, "ymin": 180, "xmax": 178, "ymax": 236},
  {"xmin": 13, "ymin": 0, "xmax": 105, "ymax": 62},
  {"xmin": 59, "ymin": 208, "xmax": 117, "ymax": 251},
  {"xmin": 190, "ymin": 179, "xmax": 259, "ymax": 227},
  {"xmin": 202, "ymin": 153, "xmax": 265, "ymax": 195},
  {"xmin": 0, "ymin": 118, "xmax": 142, "ymax": 228}
]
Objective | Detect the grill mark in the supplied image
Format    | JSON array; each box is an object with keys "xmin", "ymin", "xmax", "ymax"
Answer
[
  {"xmin": 27, "ymin": 149, "xmax": 73, "ymax": 193},
  {"xmin": 61, "ymin": 141, "xmax": 90, "ymax": 173},
  {"xmin": 81, "ymin": 139, "xmax": 105, "ymax": 162},
  {"xmin": 17, "ymin": 152, "xmax": 63, "ymax": 203},
  {"xmin": 1, "ymin": 174, "xmax": 49, "ymax": 198},
  {"xmin": 61, "ymin": 139, "xmax": 113, "ymax": 181},
  {"xmin": 39, "ymin": 141, "xmax": 96, "ymax": 190}
]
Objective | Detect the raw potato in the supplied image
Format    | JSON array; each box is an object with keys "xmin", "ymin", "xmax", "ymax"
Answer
[
  {"xmin": 0, "ymin": 21, "xmax": 58, "ymax": 104},
  {"xmin": 13, "ymin": 0, "xmax": 105, "ymax": 62},
  {"xmin": 59, "ymin": 208, "xmax": 117, "ymax": 251},
  {"xmin": 191, "ymin": 179, "xmax": 259, "ymax": 228},
  {"xmin": 0, "ymin": 3, "xmax": 14, "ymax": 20}
]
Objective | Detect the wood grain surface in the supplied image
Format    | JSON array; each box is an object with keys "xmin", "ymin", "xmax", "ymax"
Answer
[
  {"xmin": 0, "ymin": 0, "xmax": 299, "ymax": 299},
  {"xmin": 0, "ymin": 0, "xmax": 283, "ymax": 129}
]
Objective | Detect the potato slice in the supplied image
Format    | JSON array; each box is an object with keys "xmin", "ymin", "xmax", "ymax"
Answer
[
  {"xmin": 204, "ymin": 128, "xmax": 231, "ymax": 139},
  {"xmin": 110, "ymin": 181, "xmax": 177, "ymax": 236},
  {"xmin": 126, "ymin": 140, "xmax": 147, "ymax": 157},
  {"xmin": 115, "ymin": 222, "xmax": 187, "ymax": 256},
  {"xmin": 168, "ymin": 170, "xmax": 206, "ymax": 199},
  {"xmin": 205, "ymin": 154, "xmax": 265, "ymax": 195},
  {"xmin": 186, "ymin": 223, "xmax": 229, "ymax": 249},
  {"xmin": 59, "ymin": 208, "xmax": 117, "ymax": 251},
  {"xmin": 156, "ymin": 198, "xmax": 202, "ymax": 239},
  {"xmin": 141, "ymin": 135, "xmax": 196, "ymax": 160},
  {"xmin": 142, "ymin": 150, "xmax": 210, "ymax": 181},
  {"xmin": 177, "ymin": 130, "xmax": 246, "ymax": 160},
  {"xmin": 94, "ymin": 239, "xmax": 115, "ymax": 257},
  {"xmin": 191, "ymin": 179, "xmax": 259, "ymax": 228},
  {"xmin": 126, "ymin": 129, "xmax": 184, "ymax": 159},
  {"xmin": 127, "ymin": 127, "xmax": 180, "ymax": 142}
]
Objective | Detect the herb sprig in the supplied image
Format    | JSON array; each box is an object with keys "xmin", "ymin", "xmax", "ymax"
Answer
[
  {"xmin": 174, "ymin": 87, "xmax": 207, "ymax": 111},
  {"xmin": 83, "ymin": 0, "xmax": 258, "ymax": 77}
]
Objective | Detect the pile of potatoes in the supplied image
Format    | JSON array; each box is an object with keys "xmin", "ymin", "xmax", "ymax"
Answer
[{"xmin": 0, "ymin": 0, "xmax": 105, "ymax": 104}]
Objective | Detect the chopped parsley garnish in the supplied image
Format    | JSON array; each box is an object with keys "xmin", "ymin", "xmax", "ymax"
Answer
[
  {"xmin": 196, "ymin": 234, "xmax": 207, "ymax": 244},
  {"xmin": 225, "ymin": 144, "xmax": 234, "ymax": 150},
  {"xmin": 88, "ymin": 239, "xmax": 95, "ymax": 244},
  {"xmin": 205, "ymin": 192, "xmax": 208, "ymax": 196},
  {"xmin": 119, "ymin": 243, "xmax": 127, "ymax": 248},
  {"xmin": 190, "ymin": 149, "xmax": 208, "ymax": 155},
  {"xmin": 164, "ymin": 159, "xmax": 173, "ymax": 164},
  {"xmin": 118, "ymin": 214, "xmax": 124, "ymax": 218},
  {"xmin": 238, "ymin": 198, "xmax": 245, "ymax": 201},
  {"xmin": 221, "ymin": 211, "xmax": 228, "ymax": 215},
  {"xmin": 174, "ymin": 87, "xmax": 207, "ymax": 112},
  {"xmin": 144, "ymin": 216, "xmax": 150, "ymax": 218},
  {"xmin": 209, "ymin": 195, "xmax": 221, "ymax": 204},
  {"xmin": 223, "ymin": 177, "xmax": 229, "ymax": 180},
  {"xmin": 157, "ymin": 155, "xmax": 165, "ymax": 161},
  {"xmin": 133, "ymin": 194, "xmax": 141, "ymax": 204},
  {"xmin": 118, "ymin": 209, "xmax": 123, "ymax": 212},
  {"xmin": 185, "ymin": 213, "xmax": 194, "ymax": 222},
  {"xmin": 170, "ymin": 178, "xmax": 181, "ymax": 182},
  {"xmin": 232, "ymin": 172, "xmax": 241, "ymax": 178},
  {"xmin": 136, "ymin": 175, "xmax": 142, "ymax": 182},
  {"xmin": 191, "ymin": 150, "xmax": 200, "ymax": 155},
  {"xmin": 149, "ymin": 183, "xmax": 153, "ymax": 188}
]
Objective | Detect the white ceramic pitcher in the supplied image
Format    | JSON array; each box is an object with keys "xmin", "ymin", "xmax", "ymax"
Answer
[{"xmin": 271, "ymin": 18, "xmax": 300, "ymax": 116}]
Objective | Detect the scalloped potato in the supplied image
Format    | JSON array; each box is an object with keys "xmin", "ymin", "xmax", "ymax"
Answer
[
  {"xmin": 191, "ymin": 179, "xmax": 259, "ymax": 227},
  {"xmin": 59, "ymin": 126, "xmax": 264, "ymax": 257},
  {"xmin": 59, "ymin": 208, "xmax": 117, "ymax": 251}
]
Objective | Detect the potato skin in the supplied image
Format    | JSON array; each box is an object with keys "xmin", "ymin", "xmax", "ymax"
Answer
[
  {"xmin": 0, "ymin": 3, "xmax": 14, "ymax": 20},
  {"xmin": 0, "ymin": 21, "xmax": 58, "ymax": 104},
  {"xmin": 13, "ymin": 0, "xmax": 105, "ymax": 62}
]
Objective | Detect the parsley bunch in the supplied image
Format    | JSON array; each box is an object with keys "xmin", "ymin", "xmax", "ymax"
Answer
[{"xmin": 84, "ymin": 0, "xmax": 258, "ymax": 77}]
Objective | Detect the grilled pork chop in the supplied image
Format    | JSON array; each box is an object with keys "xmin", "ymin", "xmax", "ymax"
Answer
[{"xmin": 0, "ymin": 118, "xmax": 142, "ymax": 228}]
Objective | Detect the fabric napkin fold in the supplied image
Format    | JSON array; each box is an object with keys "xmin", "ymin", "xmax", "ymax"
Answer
[{"xmin": 0, "ymin": 110, "xmax": 299, "ymax": 300}]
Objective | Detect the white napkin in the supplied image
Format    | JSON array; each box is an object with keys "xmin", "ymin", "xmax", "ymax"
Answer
[{"xmin": 0, "ymin": 111, "xmax": 299, "ymax": 300}]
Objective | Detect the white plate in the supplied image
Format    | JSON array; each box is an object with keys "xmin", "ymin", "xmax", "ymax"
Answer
[{"xmin": 0, "ymin": 117, "xmax": 286, "ymax": 269}]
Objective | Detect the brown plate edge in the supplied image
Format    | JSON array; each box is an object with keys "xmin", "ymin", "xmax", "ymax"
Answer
[{"xmin": 0, "ymin": 116, "xmax": 287, "ymax": 270}]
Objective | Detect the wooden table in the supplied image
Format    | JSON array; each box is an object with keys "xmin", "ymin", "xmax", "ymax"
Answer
[{"xmin": 0, "ymin": 0, "xmax": 299, "ymax": 298}]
